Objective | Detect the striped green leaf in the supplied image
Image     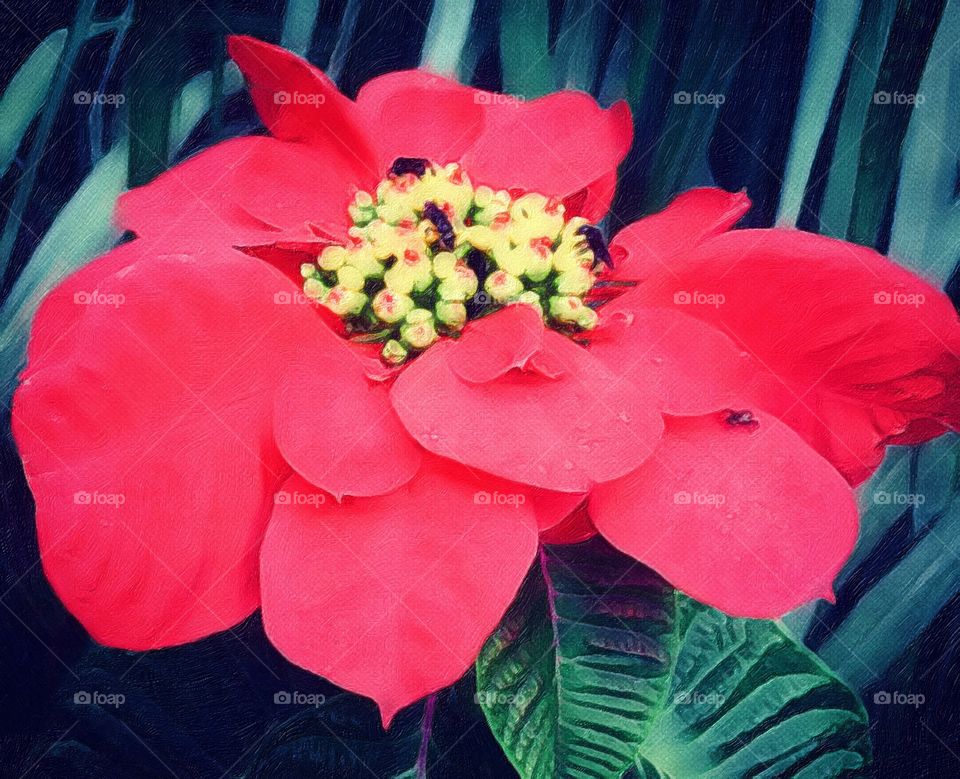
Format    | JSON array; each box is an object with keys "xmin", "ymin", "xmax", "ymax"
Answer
[
  {"xmin": 476, "ymin": 539, "xmax": 677, "ymax": 779},
  {"xmin": 628, "ymin": 599, "xmax": 871, "ymax": 778}
]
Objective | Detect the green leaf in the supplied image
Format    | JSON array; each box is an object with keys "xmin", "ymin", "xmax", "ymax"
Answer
[
  {"xmin": 499, "ymin": 0, "xmax": 553, "ymax": 98},
  {"xmin": 628, "ymin": 599, "xmax": 872, "ymax": 778},
  {"xmin": 421, "ymin": 0, "xmax": 477, "ymax": 76},
  {"xmin": 0, "ymin": 29, "xmax": 68, "ymax": 177},
  {"xmin": 475, "ymin": 539, "xmax": 677, "ymax": 779},
  {"xmin": 777, "ymin": 0, "xmax": 862, "ymax": 227}
]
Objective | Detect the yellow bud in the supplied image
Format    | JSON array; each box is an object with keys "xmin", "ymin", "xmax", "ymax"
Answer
[
  {"xmin": 517, "ymin": 290, "xmax": 543, "ymax": 316},
  {"xmin": 485, "ymin": 270, "xmax": 524, "ymax": 302},
  {"xmin": 401, "ymin": 309, "xmax": 438, "ymax": 349},
  {"xmin": 549, "ymin": 295, "xmax": 587, "ymax": 323},
  {"xmin": 433, "ymin": 252, "xmax": 458, "ymax": 279},
  {"xmin": 345, "ymin": 246, "xmax": 383, "ymax": 278},
  {"xmin": 436, "ymin": 300, "xmax": 467, "ymax": 328},
  {"xmin": 323, "ymin": 286, "xmax": 367, "ymax": 316},
  {"xmin": 372, "ymin": 289, "xmax": 414, "ymax": 323},
  {"xmin": 337, "ymin": 264, "xmax": 366, "ymax": 291},
  {"xmin": 300, "ymin": 262, "xmax": 317, "ymax": 278},
  {"xmin": 319, "ymin": 245, "xmax": 348, "ymax": 271},
  {"xmin": 509, "ymin": 193, "xmax": 564, "ymax": 243},
  {"xmin": 496, "ymin": 246, "xmax": 529, "ymax": 276},
  {"xmin": 556, "ymin": 266, "xmax": 594, "ymax": 296},
  {"xmin": 382, "ymin": 339, "xmax": 409, "ymax": 364},
  {"xmin": 303, "ymin": 277, "xmax": 328, "ymax": 300}
]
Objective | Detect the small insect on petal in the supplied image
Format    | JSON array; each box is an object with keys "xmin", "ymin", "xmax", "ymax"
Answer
[
  {"xmin": 422, "ymin": 201, "xmax": 455, "ymax": 251},
  {"xmin": 390, "ymin": 157, "xmax": 428, "ymax": 177},
  {"xmin": 577, "ymin": 224, "xmax": 613, "ymax": 268}
]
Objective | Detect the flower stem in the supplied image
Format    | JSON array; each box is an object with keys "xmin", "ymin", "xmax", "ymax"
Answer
[{"xmin": 415, "ymin": 693, "xmax": 437, "ymax": 778}]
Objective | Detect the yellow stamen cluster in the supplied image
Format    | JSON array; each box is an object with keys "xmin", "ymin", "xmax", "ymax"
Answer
[{"xmin": 302, "ymin": 160, "xmax": 601, "ymax": 363}]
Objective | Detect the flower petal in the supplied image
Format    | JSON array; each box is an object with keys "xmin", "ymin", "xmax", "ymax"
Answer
[
  {"xmin": 259, "ymin": 457, "xmax": 538, "ymax": 727},
  {"xmin": 589, "ymin": 413, "xmax": 858, "ymax": 618},
  {"xmin": 273, "ymin": 333, "xmax": 422, "ymax": 499},
  {"xmin": 117, "ymin": 136, "xmax": 363, "ymax": 249},
  {"xmin": 446, "ymin": 303, "xmax": 543, "ymax": 384},
  {"xmin": 629, "ymin": 228, "xmax": 960, "ymax": 484},
  {"xmin": 607, "ymin": 187, "xmax": 750, "ymax": 281},
  {"xmin": 355, "ymin": 70, "xmax": 486, "ymax": 173},
  {"xmin": 227, "ymin": 35, "xmax": 377, "ymax": 173},
  {"xmin": 390, "ymin": 308, "xmax": 663, "ymax": 492},
  {"xmin": 462, "ymin": 95, "xmax": 632, "ymax": 218},
  {"xmin": 588, "ymin": 306, "xmax": 756, "ymax": 415},
  {"xmin": 12, "ymin": 242, "xmax": 347, "ymax": 649}
]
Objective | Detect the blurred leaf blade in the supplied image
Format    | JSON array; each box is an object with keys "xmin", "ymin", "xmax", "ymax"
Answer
[{"xmin": 0, "ymin": 29, "xmax": 68, "ymax": 177}]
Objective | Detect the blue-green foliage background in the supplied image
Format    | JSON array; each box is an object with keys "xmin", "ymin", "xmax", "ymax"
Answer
[{"xmin": 0, "ymin": 0, "xmax": 959, "ymax": 776}]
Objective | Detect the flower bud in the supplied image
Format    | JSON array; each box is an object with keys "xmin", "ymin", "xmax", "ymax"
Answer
[
  {"xmin": 303, "ymin": 277, "xmax": 328, "ymax": 300},
  {"xmin": 510, "ymin": 193, "xmax": 564, "ymax": 243},
  {"xmin": 436, "ymin": 300, "xmax": 467, "ymax": 328},
  {"xmin": 517, "ymin": 290, "xmax": 543, "ymax": 316},
  {"xmin": 382, "ymin": 339, "xmax": 409, "ymax": 364},
  {"xmin": 372, "ymin": 289, "xmax": 414, "ymax": 323},
  {"xmin": 323, "ymin": 286, "xmax": 367, "ymax": 316},
  {"xmin": 319, "ymin": 245, "xmax": 348, "ymax": 271},
  {"xmin": 438, "ymin": 262, "xmax": 478, "ymax": 301},
  {"xmin": 485, "ymin": 270, "xmax": 524, "ymax": 302},
  {"xmin": 401, "ymin": 309, "xmax": 438, "ymax": 349},
  {"xmin": 432, "ymin": 251, "xmax": 458, "ymax": 279},
  {"xmin": 337, "ymin": 264, "xmax": 366, "ymax": 291},
  {"xmin": 300, "ymin": 262, "xmax": 317, "ymax": 278},
  {"xmin": 556, "ymin": 266, "xmax": 595, "ymax": 296}
]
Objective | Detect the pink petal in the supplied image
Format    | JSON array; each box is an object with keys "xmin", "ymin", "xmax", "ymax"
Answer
[
  {"xmin": 12, "ymin": 241, "xmax": 366, "ymax": 649},
  {"xmin": 588, "ymin": 306, "xmax": 756, "ymax": 415},
  {"xmin": 462, "ymin": 95, "xmax": 632, "ymax": 217},
  {"xmin": 227, "ymin": 35, "xmax": 377, "ymax": 173},
  {"xmin": 391, "ymin": 308, "xmax": 664, "ymax": 492},
  {"xmin": 629, "ymin": 228, "xmax": 960, "ymax": 484},
  {"xmin": 446, "ymin": 304, "xmax": 543, "ymax": 383},
  {"xmin": 259, "ymin": 457, "xmax": 539, "ymax": 727},
  {"xmin": 606, "ymin": 187, "xmax": 750, "ymax": 281},
  {"xmin": 273, "ymin": 332, "xmax": 422, "ymax": 499},
  {"xmin": 589, "ymin": 413, "xmax": 858, "ymax": 618},
  {"xmin": 355, "ymin": 70, "xmax": 486, "ymax": 174},
  {"xmin": 117, "ymin": 136, "xmax": 364, "ymax": 250}
]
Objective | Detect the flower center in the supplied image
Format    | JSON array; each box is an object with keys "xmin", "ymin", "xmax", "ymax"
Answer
[{"xmin": 302, "ymin": 158, "xmax": 608, "ymax": 364}]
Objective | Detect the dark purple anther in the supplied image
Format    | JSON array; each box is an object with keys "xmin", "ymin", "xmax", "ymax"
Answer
[
  {"xmin": 725, "ymin": 409, "xmax": 759, "ymax": 428},
  {"xmin": 423, "ymin": 201, "xmax": 455, "ymax": 251},
  {"xmin": 577, "ymin": 225, "xmax": 613, "ymax": 268},
  {"xmin": 390, "ymin": 157, "xmax": 428, "ymax": 177}
]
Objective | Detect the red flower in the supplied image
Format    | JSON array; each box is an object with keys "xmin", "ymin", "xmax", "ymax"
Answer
[{"xmin": 12, "ymin": 37, "xmax": 960, "ymax": 726}]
